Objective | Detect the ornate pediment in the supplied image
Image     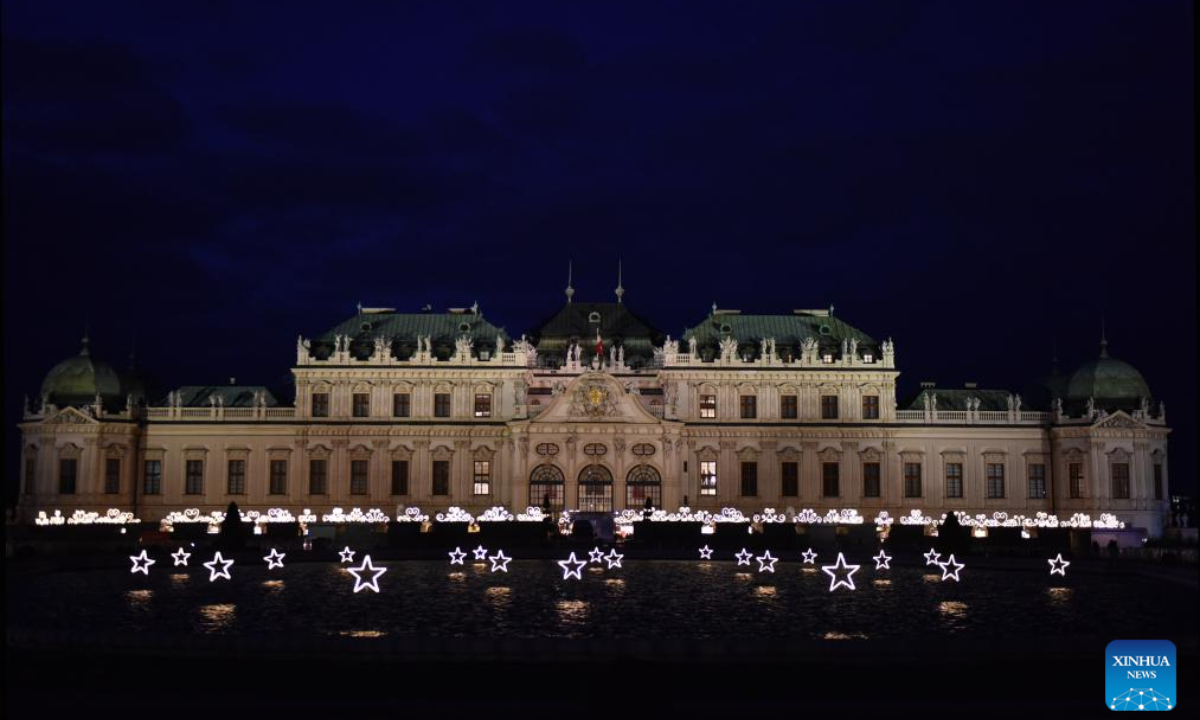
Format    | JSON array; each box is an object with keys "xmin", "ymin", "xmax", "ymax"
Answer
[
  {"xmin": 41, "ymin": 407, "xmax": 98, "ymax": 425},
  {"xmin": 1093, "ymin": 411, "xmax": 1144, "ymax": 430},
  {"xmin": 529, "ymin": 372, "xmax": 662, "ymax": 424}
]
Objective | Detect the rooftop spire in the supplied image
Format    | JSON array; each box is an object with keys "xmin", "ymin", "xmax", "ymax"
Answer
[
  {"xmin": 615, "ymin": 259, "xmax": 624, "ymax": 303},
  {"xmin": 80, "ymin": 311, "xmax": 90, "ymax": 356},
  {"xmin": 1099, "ymin": 314, "xmax": 1109, "ymax": 358},
  {"xmin": 565, "ymin": 260, "xmax": 575, "ymax": 304}
]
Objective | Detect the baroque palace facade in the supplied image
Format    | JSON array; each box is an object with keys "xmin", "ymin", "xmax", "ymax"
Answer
[{"xmin": 18, "ymin": 283, "xmax": 1173, "ymax": 535}]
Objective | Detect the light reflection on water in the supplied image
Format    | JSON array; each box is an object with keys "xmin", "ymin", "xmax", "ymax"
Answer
[
  {"xmin": 556, "ymin": 600, "xmax": 589, "ymax": 625},
  {"xmin": 170, "ymin": 574, "xmax": 189, "ymax": 589},
  {"xmin": 824, "ymin": 631, "xmax": 869, "ymax": 640},
  {"xmin": 754, "ymin": 585, "xmax": 777, "ymax": 598},
  {"xmin": 939, "ymin": 601, "xmax": 968, "ymax": 618},
  {"xmin": 1048, "ymin": 587, "xmax": 1073, "ymax": 603},
  {"xmin": 262, "ymin": 580, "xmax": 285, "ymax": 592},
  {"xmin": 198, "ymin": 604, "xmax": 236, "ymax": 632},
  {"xmin": 125, "ymin": 589, "xmax": 153, "ymax": 608},
  {"xmin": 340, "ymin": 630, "xmax": 386, "ymax": 638},
  {"xmin": 872, "ymin": 579, "xmax": 892, "ymax": 588}
]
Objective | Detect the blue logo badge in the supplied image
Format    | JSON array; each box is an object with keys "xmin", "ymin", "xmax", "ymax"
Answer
[{"xmin": 1106, "ymin": 640, "xmax": 1176, "ymax": 711}]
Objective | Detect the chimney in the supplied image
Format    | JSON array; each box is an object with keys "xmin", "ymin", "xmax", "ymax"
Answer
[
  {"xmin": 920, "ymin": 381, "xmax": 936, "ymax": 389},
  {"xmin": 229, "ymin": 378, "xmax": 236, "ymax": 385}
]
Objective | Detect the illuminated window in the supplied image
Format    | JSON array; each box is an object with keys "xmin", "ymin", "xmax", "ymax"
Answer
[
  {"xmin": 862, "ymin": 395, "xmax": 880, "ymax": 420},
  {"xmin": 269, "ymin": 459, "xmax": 288, "ymax": 495},
  {"xmin": 432, "ymin": 460, "xmax": 450, "ymax": 495},
  {"xmin": 59, "ymin": 458, "xmax": 77, "ymax": 495},
  {"xmin": 309, "ymin": 459, "xmax": 327, "ymax": 495},
  {"xmin": 740, "ymin": 395, "xmax": 757, "ymax": 419},
  {"xmin": 822, "ymin": 462, "xmax": 839, "ymax": 497},
  {"xmin": 311, "ymin": 392, "xmax": 329, "ymax": 418},
  {"xmin": 350, "ymin": 460, "xmax": 369, "ymax": 494},
  {"xmin": 945, "ymin": 463, "xmax": 963, "ymax": 498},
  {"xmin": 474, "ymin": 393, "xmax": 492, "ymax": 418},
  {"xmin": 700, "ymin": 461, "xmax": 717, "ymax": 496},
  {"xmin": 626, "ymin": 465, "xmax": 662, "ymax": 509},
  {"xmin": 781, "ymin": 461, "xmax": 799, "ymax": 496},
  {"xmin": 473, "ymin": 460, "xmax": 491, "ymax": 495},
  {"xmin": 1068, "ymin": 463, "xmax": 1084, "ymax": 498},
  {"xmin": 1028, "ymin": 463, "xmax": 1046, "ymax": 499},
  {"xmin": 185, "ymin": 460, "xmax": 204, "ymax": 495},
  {"xmin": 577, "ymin": 464, "xmax": 613, "ymax": 512},
  {"xmin": 105, "ymin": 458, "xmax": 121, "ymax": 494},
  {"xmin": 434, "ymin": 393, "xmax": 451, "ymax": 418},
  {"xmin": 986, "ymin": 463, "xmax": 1005, "ymax": 499},
  {"xmin": 529, "ymin": 464, "xmax": 564, "ymax": 512},
  {"xmin": 863, "ymin": 462, "xmax": 881, "ymax": 498},
  {"xmin": 700, "ymin": 394, "xmax": 716, "ymax": 418},
  {"xmin": 822, "ymin": 353, "xmax": 834, "ymax": 363},
  {"xmin": 740, "ymin": 461, "xmax": 758, "ymax": 496},
  {"xmin": 227, "ymin": 459, "xmax": 246, "ymax": 494},
  {"xmin": 781, "ymin": 395, "xmax": 798, "ymax": 419},
  {"xmin": 821, "ymin": 395, "xmax": 839, "ymax": 419},
  {"xmin": 1111, "ymin": 463, "xmax": 1130, "ymax": 499},
  {"xmin": 143, "ymin": 460, "xmax": 162, "ymax": 495},
  {"xmin": 352, "ymin": 393, "xmax": 370, "ymax": 417},
  {"xmin": 393, "ymin": 393, "xmax": 411, "ymax": 418}
]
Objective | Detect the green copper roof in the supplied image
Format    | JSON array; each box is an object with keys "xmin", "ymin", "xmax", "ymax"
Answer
[
  {"xmin": 531, "ymin": 302, "xmax": 664, "ymax": 365},
  {"xmin": 903, "ymin": 388, "xmax": 1013, "ymax": 412},
  {"xmin": 40, "ymin": 338, "xmax": 123, "ymax": 407},
  {"xmin": 682, "ymin": 311, "xmax": 877, "ymax": 361},
  {"xmin": 1066, "ymin": 355, "xmax": 1151, "ymax": 404},
  {"xmin": 160, "ymin": 385, "xmax": 280, "ymax": 407},
  {"xmin": 311, "ymin": 310, "xmax": 510, "ymax": 361}
]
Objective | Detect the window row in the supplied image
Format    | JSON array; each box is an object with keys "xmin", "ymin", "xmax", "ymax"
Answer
[
  {"xmin": 701, "ymin": 394, "xmax": 880, "ymax": 420},
  {"xmin": 528, "ymin": 464, "xmax": 663, "ymax": 513},
  {"xmin": 311, "ymin": 392, "xmax": 492, "ymax": 418}
]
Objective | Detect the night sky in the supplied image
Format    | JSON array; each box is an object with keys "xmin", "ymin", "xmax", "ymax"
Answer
[{"xmin": 4, "ymin": 1, "xmax": 1194, "ymax": 504}]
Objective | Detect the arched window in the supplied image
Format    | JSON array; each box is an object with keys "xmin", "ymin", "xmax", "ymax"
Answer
[
  {"xmin": 577, "ymin": 464, "xmax": 613, "ymax": 512},
  {"xmin": 529, "ymin": 464, "xmax": 565, "ymax": 514},
  {"xmin": 626, "ymin": 464, "xmax": 662, "ymax": 509}
]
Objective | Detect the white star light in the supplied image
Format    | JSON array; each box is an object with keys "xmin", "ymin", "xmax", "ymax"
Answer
[
  {"xmin": 924, "ymin": 548, "xmax": 942, "ymax": 566},
  {"xmin": 558, "ymin": 552, "xmax": 587, "ymax": 580},
  {"xmin": 472, "ymin": 545, "xmax": 489, "ymax": 560},
  {"xmin": 873, "ymin": 550, "xmax": 892, "ymax": 570},
  {"xmin": 488, "ymin": 550, "xmax": 512, "ymax": 573},
  {"xmin": 171, "ymin": 547, "xmax": 191, "ymax": 566},
  {"xmin": 202, "ymin": 551, "xmax": 234, "ymax": 582},
  {"xmin": 937, "ymin": 554, "xmax": 965, "ymax": 582},
  {"xmin": 448, "ymin": 547, "xmax": 466, "ymax": 565},
  {"xmin": 698, "ymin": 545, "xmax": 713, "ymax": 559},
  {"xmin": 129, "ymin": 550, "xmax": 156, "ymax": 575},
  {"xmin": 1047, "ymin": 553, "xmax": 1070, "ymax": 576},
  {"xmin": 263, "ymin": 548, "xmax": 286, "ymax": 569},
  {"xmin": 801, "ymin": 548, "xmax": 818, "ymax": 564},
  {"xmin": 756, "ymin": 550, "xmax": 778, "ymax": 573},
  {"xmin": 735, "ymin": 548, "xmax": 754, "ymax": 566},
  {"xmin": 604, "ymin": 549, "xmax": 624, "ymax": 569},
  {"xmin": 588, "ymin": 547, "xmax": 605, "ymax": 564},
  {"xmin": 821, "ymin": 552, "xmax": 860, "ymax": 592},
  {"xmin": 338, "ymin": 546, "xmax": 356, "ymax": 563},
  {"xmin": 347, "ymin": 555, "xmax": 387, "ymax": 593}
]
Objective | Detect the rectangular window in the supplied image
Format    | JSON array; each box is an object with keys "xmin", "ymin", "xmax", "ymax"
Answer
[
  {"xmin": 780, "ymin": 395, "xmax": 798, "ymax": 419},
  {"xmin": 185, "ymin": 459, "xmax": 204, "ymax": 495},
  {"xmin": 904, "ymin": 462, "xmax": 922, "ymax": 498},
  {"xmin": 391, "ymin": 460, "xmax": 409, "ymax": 495},
  {"xmin": 945, "ymin": 462, "xmax": 963, "ymax": 498},
  {"xmin": 311, "ymin": 392, "xmax": 329, "ymax": 418},
  {"xmin": 822, "ymin": 462, "xmax": 839, "ymax": 497},
  {"xmin": 393, "ymin": 393, "xmax": 411, "ymax": 418},
  {"xmin": 432, "ymin": 460, "xmax": 450, "ymax": 495},
  {"xmin": 740, "ymin": 395, "xmax": 757, "ymax": 419},
  {"xmin": 144, "ymin": 460, "xmax": 162, "ymax": 495},
  {"xmin": 350, "ymin": 459, "xmax": 369, "ymax": 494},
  {"xmin": 24, "ymin": 456, "xmax": 36, "ymax": 494},
  {"xmin": 309, "ymin": 459, "xmax": 328, "ymax": 495},
  {"xmin": 1111, "ymin": 462, "xmax": 1130, "ymax": 499},
  {"xmin": 781, "ymin": 461, "xmax": 799, "ymax": 497},
  {"xmin": 1028, "ymin": 463, "xmax": 1046, "ymax": 499},
  {"xmin": 1068, "ymin": 462, "xmax": 1084, "ymax": 499},
  {"xmin": 863, "ymin": 462, "xmax": 881, "ymax": 498},
  {"xmin": 434, "ymin": 393, "xmax": 451, "ymax": 418},
  {"xmin": 473, "ymin": 460, "xmax": 491, "ymax": 495},
  {"xmin": 1154, "ymin": 463, "xmax": 1163, "ymax": 500},
  {"xmin": 474, "ymin": 393, "xmax": 492, "ymax": 418},
  {"xmin": 352, "ymin": 392, "xmax": 370, "ymax": 418},
  {"xmin": 699, "ymin": 460, "xmax": 717, "ymax": 496},
  {"xmin": 227, "ymin": 459, "xmax": 246, "ymax": 494},
  {"xmin": 821, "ymin": 395, "xmax": 839, "ymax": 419},
  {"xmin": 105, "ymin": 458, "xmax": 121, "ymax": 494},
  {"xmin": 986, "ymin": 463, "xmax": 1005, "ymax": 499},
  {"xmin": 59, "ymin": 458, "xmax": 77, "ymax": 495},
  {"xmin": 740, "ymin": 461, "xmax": 758, "ymax": 496},
  {"xmin": 269, "ymin": 459, "xmax": 288, "ymax": 495},
  {"xmin": 862, "ymin": 395, "xmax": 880, "ymax": 420},
  {"xmin": 699, "ymin": 395, "xmax": 716, "ymax": 419}
]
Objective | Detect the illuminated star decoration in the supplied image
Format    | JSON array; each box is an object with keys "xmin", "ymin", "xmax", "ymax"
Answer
[
  {"xmin": 448, "ymin": 547, "xmax": 466, "ymax": 565},
  {"xmin": 558, "ymin": 552, "xmax": 587, "ymax": 580},
  {"xmin": 129, "ymin": 550, "xmax": 156, "ymax": 575},
  {"xmin": 488, "ymin": 550, "xmax": 511, "ymax": 573},
  {"xmin": 801, "ymin": 548, "xmax": 818, "ymax": 564},
  {"xmin": 263, "ymin": 548, "xmax": 286, "ymax": 569},
  {"xmin": 735, "ymin": 548, "xmax": 754, "ymax": 566},
  {"xmin": 937, "ymin": 554, "xmax": 965, "ymax": 582},
  {"xmin": 338, "ymin": 546, "xmax": 356, "ymax": 563},
  {"xmin": 1047, "ymin": 553, "xmax": 1070, "ymax": 576},
  {"xmin": 698, "ymin": 545, "xmax": 713, "ymax": 560},
  {"xmin": 873, "ymin": 550, "xmax": 892, "ymax": 570},
  {"xmin": 588, "ymin": 546, "xmax": 605, "ymax": 564},
  {"xmin": 603, "ymin": 549, "xmax": 624, "ymax": 569},
  {"xmin": 756, "ymin": 550, "xmax": 778, "ymax": 573},
  {"xmin": 472, "ymin": 545, "xmax": 489, "ymax": 561},
  {"xmin": 923, "ymin": 548, "xmax": 942, "ymax": 566},
  {"xmin": 203, "ymin": 551, "xmax": 234, "ymax": 582},
  {"xmin": 346, "ymin": 555, "xmax": 387, "ymax": 593},
  {"xmin": 821, "ymin": 552, "xmax": 860, "ymax": 592},
  {"xmin": 171, "ymin": 547, "xmax": 191, "ymax": 566}
]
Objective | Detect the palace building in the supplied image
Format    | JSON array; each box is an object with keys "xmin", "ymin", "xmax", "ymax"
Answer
[{"xmin": 17, "ymin": 277, "xmax": 1172, "ymax": 535}]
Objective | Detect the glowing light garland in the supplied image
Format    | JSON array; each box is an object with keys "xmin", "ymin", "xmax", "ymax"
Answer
[
  {"xmin": 872, "ymin": 550, "xmax": 892, "ymax": 570},
  {"xmin": 476, "ymin": 506, "xmax": 515, "ymax": 522},
  {"xmin": 516, "ymin": 506, "xmax": 547, "ymax": 522},
  {"xmin": 37, "ymin": 508, "xmax": 139, "ymax": 526},
  {"xmin": 346, "ymin": 555, "xmax": 387, "ymax": 593},
  {"xmin": 263, "ymin": 548, "xmax": 286, "ymax": 569},
  {"xmin": 435, "ymin": 506, "xmax": 475, "ymax": 523},
  {"xmin": 936, "ymin": 554, "xmax": 964, "ymax": 582},
  {"xmin": 448, "ymin": 547, "xmax": 466, "ymax": 565},
  {"xmin": 604, "ymin": 549, "xmax": 624, "ymax": 569},
  {"xmin": 129, "ymin": 550, "xmax": 155, "ymax": 575},
  {"xmin": 588, "ymin": 547, "xmax": 605, "ymax": 564},
  {"xmin": 488, "ymin": 550, "xmax": 511, "ymax": 573},
  {"xmin": 752, "ymin": 508, "xmax": 788, "ymax": 523},
  {"xmin": 172, "ymin": 547, "xmax": 191, "ymax": 566},
  {"xmin": 203, "ymin": 552, "xmax": 234, "ymax": 582},
  {"xmin": 735, "ymin": 548, "xmax": 753, "ymax": 566},
  {"xmin": 794, "ymin": 508, "xmax": 864, "ymax": 525},
  {"xmin": 472, "ymin": 545, "xmax": 489, "ymax": 561},
  {"xmin": 558, "ymin": 552, "xmax": 586, "ymax": 580},
  {"xmin": 339, "ymin": 547, "xmax": 356, "ymax": 563},
  {"xmin": 1048, "ymin": 554, "xmax": 1070, "ymax": 576},
  {"xmin": 298, "ymin": 509, "xmax": 319, "ymax": 523},
  {"xmin": 801, "ymin": 548, "xmax": 818, "ymax": 564},
  {"xmin": 756, "ymin": 550, "xmax": 778, "ymax": 573},
  {"xmin": 322, "ymin": 507, "xmax": 390, "ymax": 524},
  {"xmin": 821, "ymin": 552, "xmax": 860, "ymax": 592},
  {"xmin": 394, "ymin": 507, "xmax": 429, "ymax": 523},
  {"xmin": 924, "ymin": 549, "xmax": 942, "ymax": 566},
  {"xmin": 698, "ymin": 545, "xmax": 713, "ymax": 560}
]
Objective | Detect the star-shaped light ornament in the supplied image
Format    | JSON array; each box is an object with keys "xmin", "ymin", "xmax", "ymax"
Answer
[
  {"xmin": 603, "ymin": 549, "xmax": 624, "ymax": 569},
  {"xmin": 488, "ymin": 550, "xmax": 512, "ymax": 573},
  {"xmin": 821, "ymin": 552, "xmax": 860, "ymax": 592},
  {"xmin": 130, "ymin": 550, "xmax": 156, "ymax": 575},
  {"xmin": 801, "ymin": 548, "xmax": 818, "ymax": 564},
  {"xmin": 735, "ymin": 548, "xmax": 754, "ymax": 566},
  {"xmin": 588, "ymin": 547, "xmax": 605, "ymax": 564},
  {"xmin": 558, "ymin": 552, "xmax": 587, "ymax": 580},
  {"xmin": 338, "ymin": 546, "xmax": 356, "ymax": 563},
  {"xmin": 347, "ymin": 555, "xmax": 387, "ymax": 593},
  {"xmin": 756, "ymin": 550, "xmax": 778, "ymax": 573},
  {"xmin": 171, "ymin": 547, "xmax": 191, "ymax": 567},
  {"xmin": 937, "ymin": 554, "xmax": 965, "ymax": 582},
  {"xmin": 1047, "ymin": 553, "xmax": 1070, "ymax": 576},
  {"xmin": 263, "ymin": 548, "xmax": 286, "ymax": 569},
  {"xmin": 203, "ymin": 552, "xmax": 235, "ymax": 582},
  {"xmin": 698, "ymin": 545, "xmax": 713, "ymax": 560},
  {"xmin": 923, "ymin": 548, "xmax": 942, "ymax": 566},
  {"xmin": 472, "ymin": 545, "xmax": 489, "ymax": 561},
  {"xmin": 448, "ymin": 547, "xmax": 466, "ymax": 565},
  {"xmin": 873, "ymin": 550, "xmax": 892, "ymax": 570}
]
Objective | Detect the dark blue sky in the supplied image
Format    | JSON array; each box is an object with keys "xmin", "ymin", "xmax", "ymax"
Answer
[{"xmin": 4, "ymin": 1, "xmax": 1195, "ymax": 500}]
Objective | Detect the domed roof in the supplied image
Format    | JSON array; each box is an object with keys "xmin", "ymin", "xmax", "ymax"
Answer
[
  {"xmin": 1066, "ymin": 338, "xmax": 1151, "ymax": 406},
  {"xmin": 40, "ymin": 337, "xmax": 123, "ymax": 407}
]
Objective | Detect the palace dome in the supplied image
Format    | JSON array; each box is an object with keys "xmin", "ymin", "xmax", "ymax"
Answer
[
  {"xmin": 1066, "ymin": 339, "xmax": 1151, "ymax": 407},
  {"xmin": 40, "ymin": 338, "xmax": 124, "ymax": 407}
]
